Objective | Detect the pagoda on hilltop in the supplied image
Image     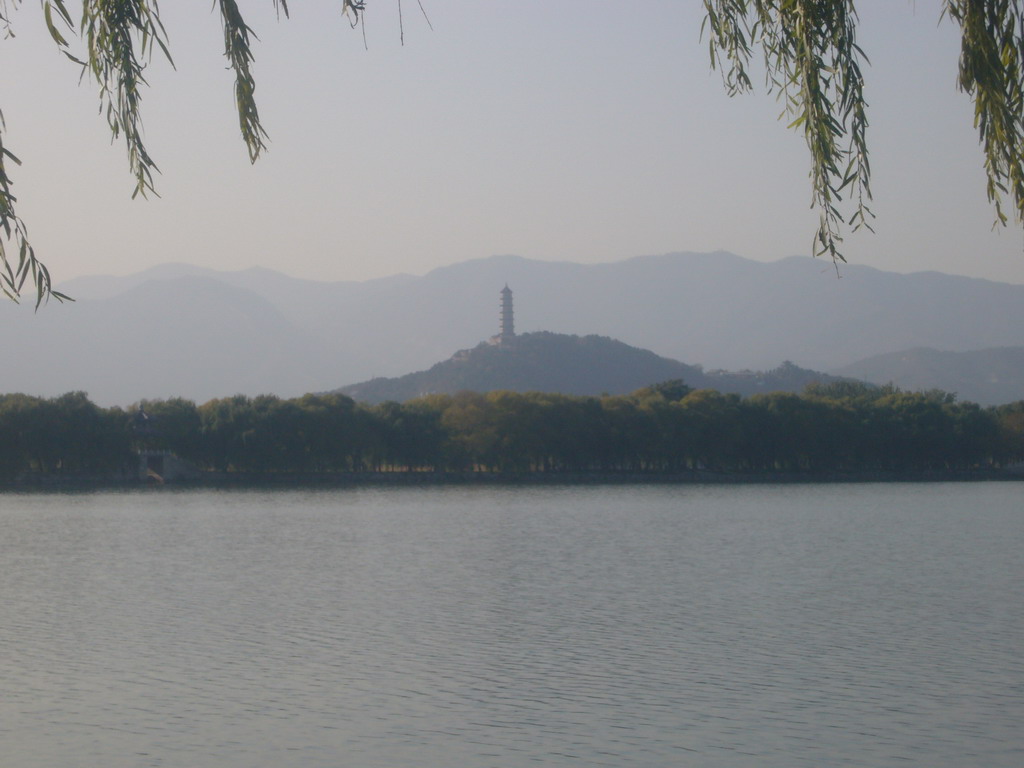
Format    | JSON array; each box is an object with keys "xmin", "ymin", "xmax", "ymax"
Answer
[{"xmin": 492, "ymin": 284, "xmax": 515, "ymax": 346}]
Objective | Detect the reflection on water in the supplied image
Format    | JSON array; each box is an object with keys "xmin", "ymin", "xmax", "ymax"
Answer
[{"xmin": 2, "ymin": 483, "xmax": 1022, "ymax": 767}]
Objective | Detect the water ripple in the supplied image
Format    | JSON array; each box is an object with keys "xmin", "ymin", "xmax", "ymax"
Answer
[{"xmin": 2, "ymin": 483, "xmax": 1022, "ymax": 767}]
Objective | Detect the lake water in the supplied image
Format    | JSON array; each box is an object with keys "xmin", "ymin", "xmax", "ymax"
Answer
[{"xmin": 1, "ymin": 483, "xmax": 1022, "ymax": 767}]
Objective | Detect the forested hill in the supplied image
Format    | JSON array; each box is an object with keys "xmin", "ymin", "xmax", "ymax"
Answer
[{"xmin": 335, "ymin": 332, "xmax": 850, "ymax": 404}]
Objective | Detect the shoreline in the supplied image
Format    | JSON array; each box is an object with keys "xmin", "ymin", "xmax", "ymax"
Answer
[{"xmin": 3, "ymin": 467, "xmax": 1022, "ymax": 491}]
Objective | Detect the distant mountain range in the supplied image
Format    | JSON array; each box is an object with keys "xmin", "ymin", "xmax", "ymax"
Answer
[
  {"xmin": 834, "ymin": 347, "xmax": 1024, "ymax": 406},
  {"xmin": 336, "ymin": 332, "xmax": 852, "ymax": 404},
  {"xmin": 0, "ymin": 251, "xmax": 1021, "ymax": 406}
]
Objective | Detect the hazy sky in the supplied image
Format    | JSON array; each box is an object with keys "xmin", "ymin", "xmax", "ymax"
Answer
[{"xmin": 2, "ymin": 1, "xmax": 1023, "ymax": 286}]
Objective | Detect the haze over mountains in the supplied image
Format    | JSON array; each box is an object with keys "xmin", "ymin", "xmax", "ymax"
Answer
[
  {"xmin": 2, "ymin": 251, "xmax": 1022, "ymax": 406},
  {"xmin": 833, "ymin": 347, "xmax": 1024, "ymax": 407}
]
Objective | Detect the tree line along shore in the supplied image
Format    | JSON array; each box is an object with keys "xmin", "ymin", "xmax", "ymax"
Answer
[{"xmin": 1, "ymin": 381, "xmax": 1022, "ymax": 484}]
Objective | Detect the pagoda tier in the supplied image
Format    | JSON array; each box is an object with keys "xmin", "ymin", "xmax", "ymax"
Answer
[{"xmin": 499, "ymin": 284, "xmax": 515, "ymax": 341}]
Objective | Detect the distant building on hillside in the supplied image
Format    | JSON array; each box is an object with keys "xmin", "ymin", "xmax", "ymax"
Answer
[{"xmin": 491, "ymin": 284, "xmax": 515, "ymax": 346}]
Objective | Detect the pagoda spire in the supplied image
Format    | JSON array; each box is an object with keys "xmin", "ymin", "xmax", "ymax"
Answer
[{"xmin": 499, "ymin": 284, "xmax": 515, "ymax": 343}]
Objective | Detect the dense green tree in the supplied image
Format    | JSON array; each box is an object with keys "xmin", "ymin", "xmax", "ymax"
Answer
[
  {"xmin": 677, "ymin": 389, "xmax": 744, "ymax": 470},
  {"xmin": 0, "ymin": 393, "xmax": 50, "ymax": 475},
  {"xmin": 991, "ymin": 400, "xmax": 1024, "ymax": 465},
  {"xmin": 293, "ymin": 392, "xmax": 367, "ymax": 471},
  {"xmin": 136, "ymin": 397, "xmax": 202, "ymax": 458},
  {"xmin": 0, "ymin": 391, "xmax": 130, "ymax": 475},
  {"xmin": 529, "ymin": 393, "xmax": 606, "ymax": 472},
  {"xmin": 804, "ymin": 379, "xmax": 879, "ymax": 403},
  {"xmin": 1, "ymin": 387, "xmax": 1019, "ymax": 482},
  {"xmin": 370, "ymin": 398, "xmax": 446, "ymax": 472},
  {"xmin": 743, "ymin": 392, "xmax": 853, "ymax": 471},
  {"xmin": 633, "ymin": 379, "xmax": 694, "ymax": 403},
  {"xmin": 439, "ymin": 391, "xmax": 500, "ymax": 471},
  {"xmin": 49, "ymin": 391, "xmax": 128, "ymax": 473},
  {"xmin": 479, "ymin": 391, "xmax": 546, "ymax": 473},
  {"xmin": 945, "ymin": 400, "xmax": 1000, "ymax": 469},
  {"xmin": 196, "ymin": 394, "xmax": 255, "ymax": 471},
  {"xmin": 184, "ymin": 391, "xmax": 373, "ymax": 472}
]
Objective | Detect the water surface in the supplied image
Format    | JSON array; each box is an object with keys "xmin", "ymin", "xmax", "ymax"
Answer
[{"xmin": 2, "ymin": 483, "xmax": 1022, "ymax": 767}]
